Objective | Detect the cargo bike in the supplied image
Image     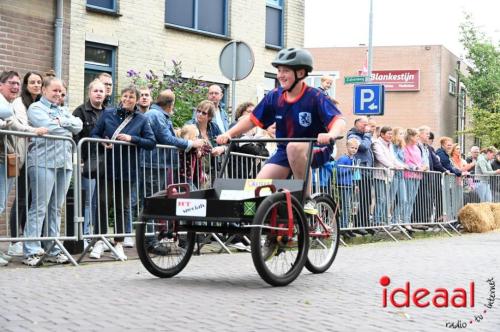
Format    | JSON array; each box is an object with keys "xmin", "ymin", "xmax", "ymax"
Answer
[{"xmin": 135, "ymin": 138, "xmax": 340, "ymax": 286}]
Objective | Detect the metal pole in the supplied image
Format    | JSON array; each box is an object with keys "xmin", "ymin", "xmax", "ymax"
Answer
[
  {"xmin": 231, "ymin": 42, "xmax": 237, "ymax": 122},
  {"xmin": 54, "ymin": 0, "xmax": 64, "ymax": 78},
  {"xmin": 456, "ymin": 60, "xmax": 464, "ymax": 152},
  {"xmin": 367, "ymin": 0, "xmax": 374, "ymax": 82}
]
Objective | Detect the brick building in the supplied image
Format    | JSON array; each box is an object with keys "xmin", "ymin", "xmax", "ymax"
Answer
[
  {"xmin": 0, "ymin": 0, "xmax": 71, "ymax": 82},
  {"xmin": 69, "ymin": 0, "xmax": 305, "ymax": 112},
  {"xmin": 306, "ymin": 45, "xmax": 472, "ymax": 151}
]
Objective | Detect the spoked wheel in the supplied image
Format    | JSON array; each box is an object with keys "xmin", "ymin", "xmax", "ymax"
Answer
[
  {"xmin": 250, "ymin": 193, "xmax": 309, "ymax": 287},
  {"xmin": 305, "ymin": 195, "xmax": 340, "ymax": 274},
  {"xmin": 136, "ymin": 217, "xmax": 195, "ymax": 278}
]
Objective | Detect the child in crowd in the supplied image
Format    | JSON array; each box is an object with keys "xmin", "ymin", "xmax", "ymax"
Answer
[
  {"xmin": 336, "ymin": 138, "xmax": 360, "ymax": 238},
  {"xmin": 178, "ymin": 124, "xmax": 211, "ymax": 190}
]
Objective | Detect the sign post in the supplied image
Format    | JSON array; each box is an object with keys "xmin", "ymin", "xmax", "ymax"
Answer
[
  {"xmin": 219, "ymin": 41, "xmax": 255, "ymax": 122},
  {"xmin": 353, "ymin": 84, "xmax": 385, "ymax": 116}
]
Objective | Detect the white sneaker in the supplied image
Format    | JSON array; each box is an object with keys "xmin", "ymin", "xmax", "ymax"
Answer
[
  {"xmin": 123, "ymin": 237, "xmax": 135, "ymax": 248},
  {"xmin": 46, "ymin": 253, "xmax": 69, "ymax": 264},
  {"xmin": 304, "ymin": 199, "xmax": 318, "ymax": 215},
  {"xmin": 103, "ymin": 241, "xmax": 112, "ymax": 252},
  {"xmin": 23, "ymin": 255, "xmax": 41, "ymax": 267},
  {"xmin": 113, "ymin": 242, "xmax": 127, "ymax": 261},
  {"xmin": 0, "ymin": 251, "xmax": 12, "ymax": 262},
  {"xmin": 229, "ymin": 242, "xmax": 249, "ymax": 251},
  {"xmin": 0, "ymin": 256, "xmax": 8, "ymax": 267},
  {"xmin": 7, "ymin": 242, "xmax": 23, "ymax": 256},
  {"xmin": 89, "ymin": 241, "xmax": 104, "ymax": 259},
  {"xmin": 36, "ymin": 248, "xmax": 45, "ymax": 256}
]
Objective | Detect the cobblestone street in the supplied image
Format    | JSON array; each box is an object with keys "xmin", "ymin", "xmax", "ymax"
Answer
[{"xmin": 1, "ymin": 231, "xmax": 499, "ymax": 332}]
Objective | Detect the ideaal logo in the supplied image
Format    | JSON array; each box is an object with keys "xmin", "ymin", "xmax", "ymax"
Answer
[{"xmin": 379, "ymin": 276, "xmax": 496, "ymax": 328}]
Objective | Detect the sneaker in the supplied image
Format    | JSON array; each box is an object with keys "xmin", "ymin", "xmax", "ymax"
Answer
[
  {"xmin": 229, "ymin": 242, "xmax": 249, "ymax": 251},
  {"xmin": 113, "ymin": 243, "xmax": 127, "ymax": 261},
  {"xmin": 7, "ymin": 242, "xmax": 23, "ymax": 256},
  {"xmin": 123, "ymin": 237, "xmax": 135, "ymax": 248},
  {"xmin": 0, "ymin": 256, "xmax": 8, "ymax": 267},
  {"xmin": 46, "ymin": 253, "xmax": 69, "ymax": 264},
  {"xmin": 303, "ymin": 199, "xmax": 318, "ymax": 215},
  {"xmin": 89, "ymin": 241, "xmax": 104, "ymax": 259},
  {"xmin": 0, "ymin": 251, "xmax": 12, "ymax": 262},
  {"xmin": 36, "ymin": 248, "xmax": 45, "ymax": 256},
  {"xmin": 23, "ymin": 255, "xmax": 41, "ymax": 267}
]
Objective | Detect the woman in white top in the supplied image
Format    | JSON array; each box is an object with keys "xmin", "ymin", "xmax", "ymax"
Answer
[{"xmin": 7, "ymin": 72, "xmax": 48, "ymax": 257}]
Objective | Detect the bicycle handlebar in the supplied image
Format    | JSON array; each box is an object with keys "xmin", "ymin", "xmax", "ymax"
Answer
[{"xmin": 228, "ymin": 136, "xmax": 343, "ymax": 144}]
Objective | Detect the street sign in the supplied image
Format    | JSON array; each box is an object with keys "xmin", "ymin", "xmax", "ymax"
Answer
[
  {"xmin": 344, "ymin": 76, "xmax": 368, "ymax": 84},
  {"xmin": 353, "ymin": 84, "xmax": 385, "ymax": 116},
  {"xmin": 219, "ymin": 40, "xmax": 255, "ymax": 122},
  {"xmin": 219, "ymin": 40, "xmax": 254, "ymax": 81}
]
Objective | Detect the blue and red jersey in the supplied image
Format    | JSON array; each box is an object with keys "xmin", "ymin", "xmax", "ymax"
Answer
[{"xmin": 250, "ymin": 83, "xmax": 342, "ymax": 138}]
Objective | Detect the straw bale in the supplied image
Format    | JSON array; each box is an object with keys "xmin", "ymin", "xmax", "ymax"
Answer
[
  {"xmin": 458, "ymin": 203, "xmax": 496, "ymax": 233},
  {"xmin": 490, "ymin": 203, "xmax": 500, "ymax": 228}
]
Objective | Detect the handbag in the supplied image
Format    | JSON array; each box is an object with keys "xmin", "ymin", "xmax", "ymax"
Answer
[
  {"xmin": 82, "ymin": 152, "xmax": 105, "ymax": 179},
  {"xmin": 7, "ymin": 153, "xmax": 19, "ymax": 177},
  {"xmin": 238, "ymin": 143, "xmax": 269, "ymax": 157}
]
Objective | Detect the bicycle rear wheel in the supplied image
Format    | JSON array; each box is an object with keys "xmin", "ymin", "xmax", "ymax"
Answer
[
  {"xmin": 250, "ymin": 193, "xmax": 309, "ymax": 287},
  {"xmin": 136, "ymin": 217, "xmax": 195, "ymax": 278},
  {"xmin": 305, "ymin": 195, "xmax": 340, "ymax": 273}
]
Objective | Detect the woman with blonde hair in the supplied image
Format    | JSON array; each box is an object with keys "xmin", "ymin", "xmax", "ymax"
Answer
[
  {"xmin": 450, "ymin": 143, "xmax": 474, "ymax": 173},
  {"xmin": 390, "ymin": 127, "xmax": 408, "ymax": 224},
  {"xmin": 403, "ymin": 128, "xmax": 425, "ymax": 226}
]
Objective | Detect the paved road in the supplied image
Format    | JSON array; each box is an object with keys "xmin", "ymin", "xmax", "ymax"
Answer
[{"xmin": 1, "ymin": 231, "xmax": 499, "ymax": 332}]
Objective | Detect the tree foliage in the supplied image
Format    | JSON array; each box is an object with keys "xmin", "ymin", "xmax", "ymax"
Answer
[
  {"xmin": 459, "ymin": 14, "xmax": 500, "ymax": 147},
  {"xmin": 127, "ymin": 60, "xmax": 208, "ymax": 128}
]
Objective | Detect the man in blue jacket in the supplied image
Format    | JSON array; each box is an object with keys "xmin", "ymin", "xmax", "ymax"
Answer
[
  {"xmin": 346, "ymin": 116, "xmax": 374, "ymax": 235},
  {"xmin": 142, "ymin": 89, "xmax": 205, "ymax": 197},
  {"xmin": 207, "ymin": 84, "xmax": 229, "ymax": 132}
]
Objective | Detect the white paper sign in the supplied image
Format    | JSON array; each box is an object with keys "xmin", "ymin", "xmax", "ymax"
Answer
[
  {"xmin": 176, "ymin": 199, "xmax": 207, "ymax": 217},
  {"xmin": 219, "ymin": 190, "xmax": 255, "ymax": 200}
]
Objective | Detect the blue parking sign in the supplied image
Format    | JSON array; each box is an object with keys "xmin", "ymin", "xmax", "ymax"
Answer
[{"xmin": 353, "ymin": 84, "xmax": 385, "ymax": 116}]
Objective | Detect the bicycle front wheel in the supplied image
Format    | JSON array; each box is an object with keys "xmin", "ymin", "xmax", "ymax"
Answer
[
  {"xmin": 305, "ymin": 195, "xmax": 340, "ymax": 273},
  {"xmin": 250, "ymin": 193, "xmax": 309, "ymax": 287}
]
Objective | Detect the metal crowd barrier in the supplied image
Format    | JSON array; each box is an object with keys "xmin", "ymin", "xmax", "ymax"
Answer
[
  {"xmin": 3, "ymin": 129, "xmax": 500, "ymax": 266},
  {"xmin": 75, "ymin": 138, "xmax": 271, "ymax": 260},
  {"xmin": 311, "ymin": 164, "xmax": 482, "ymax": 241},
  {"xmin": 0, "ymin": 130, "xmax": 79, "ymax": 266}
]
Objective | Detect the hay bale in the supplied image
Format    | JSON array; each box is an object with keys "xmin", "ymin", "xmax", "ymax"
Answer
[
  {"xmin": 490, "ymin": 203, "xmax": 500, "ymax": 228},
  {"xmin": 458, "ymin": 203, "xmax": 496, "ymax": 233}
]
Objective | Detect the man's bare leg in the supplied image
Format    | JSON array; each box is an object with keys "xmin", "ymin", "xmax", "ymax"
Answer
[
  {"xmin": 286, "ymin": 143, "xmax": 313, "ymax": 195},
  {"xmin": 256, "ymin": 163, "xmax": 291, "ymax": 179}
]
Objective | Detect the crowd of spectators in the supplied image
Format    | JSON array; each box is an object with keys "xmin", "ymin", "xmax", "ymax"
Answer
[
  {"xmin": 0, "ymin": 68, "xmax": 498, "ymax": 267},
  {"xmin": 0, "ymin": 68, "xmax": 278, "ymax": 267},
  {"xmin": 331, "ymin": 116, "xmax": 500, "ymax": 239}
]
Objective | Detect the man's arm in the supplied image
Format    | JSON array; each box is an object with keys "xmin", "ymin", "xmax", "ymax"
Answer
[{"xmin": 318, "ymin": 117, "xmax": 346, "ymax": 144}]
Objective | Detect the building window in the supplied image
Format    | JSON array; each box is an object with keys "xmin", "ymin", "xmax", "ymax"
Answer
[
  {"xmin": 86, "ymin": 0, "xmax": 117, "ymax": 13},
  {"xmin": 84, "ymin": 42, "xmax": 116, "ymax": 101},
  {"xmin": 165, "ymin": 0, "xmax": 228, "ymax": 37},
  {"xmin": 306, "ymin": 72, "xmax": 339, "ymax": 98},
  {"xmin": 264, "ymin": 73, "xmax": 279, "ymax": 95},
  {"xmin": 448, "ymin": 76, "xmax": 457, "ymax": 95},
  {"xmin": 266, "ymin": 0, "xmax": 284, "ymax": 48}
]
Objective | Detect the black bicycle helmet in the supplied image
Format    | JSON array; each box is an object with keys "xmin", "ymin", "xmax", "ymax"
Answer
[
  {"xmin": 272, "ymin": 48, "xmax": 313, "ymax": 91},
  {"xmin": 271, "ymin": 48, "xmax": 313, "ymax": 73}
]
